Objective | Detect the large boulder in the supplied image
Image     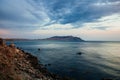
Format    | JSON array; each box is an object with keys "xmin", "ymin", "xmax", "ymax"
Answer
[
  {"xmin": 9, "ymin": 43, "xmax": 15, "ymax": 48},
  {"xmin": 0, "ymin": 38, "xmax": 5, "ymax": 46}
]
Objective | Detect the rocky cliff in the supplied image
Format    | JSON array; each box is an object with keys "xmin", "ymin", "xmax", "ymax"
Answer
[{"xmin": 0, "ymin": 38, "xmax": 69, "ymax": 80}]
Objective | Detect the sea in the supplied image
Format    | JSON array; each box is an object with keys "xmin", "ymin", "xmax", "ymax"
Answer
[{"xmin": 7, "ymin": 40, "xmax": 120, "ymax": 80}]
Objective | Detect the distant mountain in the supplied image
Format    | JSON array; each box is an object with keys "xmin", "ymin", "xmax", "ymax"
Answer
[
  {"xmin": 43, "ymin": 36, "xmax": 84, "ymax": 42},
  {"xmin": 4, "ymin": 36, "xmax": 84, "ymax": 42},
  {"xmin": 5, "ymin": 38, "xmax": 31, "ymax": 41}
]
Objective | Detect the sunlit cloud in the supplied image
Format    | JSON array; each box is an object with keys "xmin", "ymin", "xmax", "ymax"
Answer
[
  {"xmin": 82, "ymin": 14, "xmax": 120, "ymax": 30},
  {"xmin": 93, "ymin": 1, "xmax": 120, "ymax": 6},
  {"xmin": 0, "ymin": 29, "xmax": 9, "ymax": 35},
  {"xmin": 39, "ymin": 24, "xmax": 73, "ymax": 30},
  {"xmin": 33, "ymin": 13, "xmax": 120, "ymax": 41},
  {"xmin": 0, "ymin": 29, "xmax": 11, "ymax": 38}
]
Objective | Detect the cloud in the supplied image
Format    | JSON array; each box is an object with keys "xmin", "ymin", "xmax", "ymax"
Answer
[
  {"xmin": 0, "ymin": 0, "xmax": 120, "ymax": 28},
  {"xmin": 93, "ymin": 1, "xmax": 120, "ymax": 6},
  {"xmin": 0, "ymin": 29, "xmax": 10, "ymax": 35},
  {"xmin": 0, "ymin": 0, "xmax": 120, "ymax": 40},
  {"xmin": 33, "ymin": 27, "xmax": 120, "ymax": 41},
  {"xmin": 0, "ymin": 29, "xmax": 11, "ymax": 38},
  {"xmin": 42, "ymin": 0, "xmax": 120, "ymax": 24},
  {"xmin": 39, "ymin": 23, "xmax": 73, "ymax": 30},
  {"xmin": 33, "ymin": 14, "xmax": 120, "ymax": 41},
  {"xmin": 0, "ymin": 0, "xmax": 51, "ymax": 29},
  {"xmin": 82, "ymin": 14, "xmax": 120, "ymax": 30},
  {"xmin": 0, "ymin": 0, "xmax": 36, "ymax": 22}
]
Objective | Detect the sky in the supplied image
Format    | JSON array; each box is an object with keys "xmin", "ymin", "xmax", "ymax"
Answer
[{"xmin": 0, "ymin": 0, "xmax": 120, "ymax": 41}]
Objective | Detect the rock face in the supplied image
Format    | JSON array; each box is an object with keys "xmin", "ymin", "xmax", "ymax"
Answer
[
  {"xmin": 0, "ymin": 38, "xmax": 5, "ymax": 46},
  {"xmin": 45, "ymin": 36, "xmax": 84, "ymax": 42},
  {"xmin": 0, "ymin": 38, "xmax": 70, "ymax": 80}
]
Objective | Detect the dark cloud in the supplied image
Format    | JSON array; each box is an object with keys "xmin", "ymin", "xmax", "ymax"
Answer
[
  {"xmin": 42, "ymin": 0, "xmax": 120, "ymax": 24},
  {"xmin": 0, "ymin": 0, "xmax": 120, "ymax": 38}
]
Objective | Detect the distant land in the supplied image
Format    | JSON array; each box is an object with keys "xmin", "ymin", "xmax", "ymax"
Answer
[
  {"xmin": 42, "ymin": 36, "xmax": 84, "ymax": 42},
  {"xmin": 5, "ymin": 38, "xmax": 30, "ymax": 41},
  {"xmin": 5, "ymin": 36, "xmax": 84, "ymax": 42}
]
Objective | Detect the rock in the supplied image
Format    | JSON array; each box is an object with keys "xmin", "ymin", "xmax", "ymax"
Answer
[
  {"xmin": 76, "ymin": 52, "xmax": 82, "ymax": 55},
  {"xmin": 44, "ymin": 64, "xmax": 51, "ymax": 67},
  {"xmin": 102, "ymin": 78, "xmax": 113, "ymax": 80},
  {"xmin": 0, "ymin": 38, "xmax": 5, "ymax": 46},
  {"xmin": 9, "ymin": 43, "xmax": 15, "ymax": 48},
  {"xmin": 0, "ymin": 39, "xmax": 71, "ymax": 80},
  {"xmin": 38, "ymin": 48, "xmax": 41, "ymax": 51},
  {"xmin": 48, "ymin": 64, "xmax": 51, "ymax": 66}
]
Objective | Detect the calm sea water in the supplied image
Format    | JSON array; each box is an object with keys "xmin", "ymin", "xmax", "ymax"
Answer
[{"xmin": 7, "ymin": 41, "xmax": 120, "ymax": 80}]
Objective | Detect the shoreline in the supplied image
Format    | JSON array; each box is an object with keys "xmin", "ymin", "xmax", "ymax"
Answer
[
  {"xmin": 17, "ymin": 47, "xmax": 70, "ymax": 80},
  {"xmin": 0, "ymin": 38, "xmax": 115, "ymax": 80},
  {"xmin": 0, "ymin": 38, "xmax": 70, "ymax": 80}
]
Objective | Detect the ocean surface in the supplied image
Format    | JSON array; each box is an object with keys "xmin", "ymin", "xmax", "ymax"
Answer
[{"xmin": 7, "ymin": 40, "xmax": 120, "ymax": 80}]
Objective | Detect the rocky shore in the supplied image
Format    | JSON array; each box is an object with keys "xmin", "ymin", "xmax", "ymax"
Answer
[{"xmin": 0, "ymin": 38, "xmax": 70, "ymax": 80}]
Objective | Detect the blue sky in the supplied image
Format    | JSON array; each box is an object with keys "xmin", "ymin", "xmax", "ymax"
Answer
[{"xmin": 0, "ymin": 0, "xmax": 120, "ymax": 41}]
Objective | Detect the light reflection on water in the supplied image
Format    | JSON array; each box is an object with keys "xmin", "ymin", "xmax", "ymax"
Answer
[{"xmin": 7, "ymin": 41, "xmax": 120, "ymax": 80}]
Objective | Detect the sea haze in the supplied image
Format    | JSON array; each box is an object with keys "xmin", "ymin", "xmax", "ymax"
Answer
[{"xmin": 7, "ymin": 40, "xmax": 120, "ymax": 80}]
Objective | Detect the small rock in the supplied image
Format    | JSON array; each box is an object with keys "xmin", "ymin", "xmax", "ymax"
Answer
[
  {"xmin": 48, "ymin": 64, "xmax": 51, "ymax": 66},
  {"xmin": 38, "ymin": 48, "xmax": 41, "ymax": 51},
  {"xmin": 76, "ymin": 52, "xmax": 82, "ymax": 55},
  {"xmin": 102, "ymin": 78, "xmax": 113, "ymax": 80},
  {"xmin": 44, "ymin": 64, "xmax": 51, "ymax": 67}
]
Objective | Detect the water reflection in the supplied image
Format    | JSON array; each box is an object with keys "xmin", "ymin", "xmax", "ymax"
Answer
[{"xmin": 7, "ymin": 41, "xmax": 120, "ymax": 80}]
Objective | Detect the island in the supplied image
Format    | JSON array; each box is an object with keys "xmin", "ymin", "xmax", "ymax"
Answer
[{"xmin": 42, "ymin": 36, "xmax": 84, "ymax": 42}]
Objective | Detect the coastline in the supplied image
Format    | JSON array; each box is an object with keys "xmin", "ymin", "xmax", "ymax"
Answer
[{"xmin": 0, "ymin": 38, "xmax": 70, "ymax": 80}]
